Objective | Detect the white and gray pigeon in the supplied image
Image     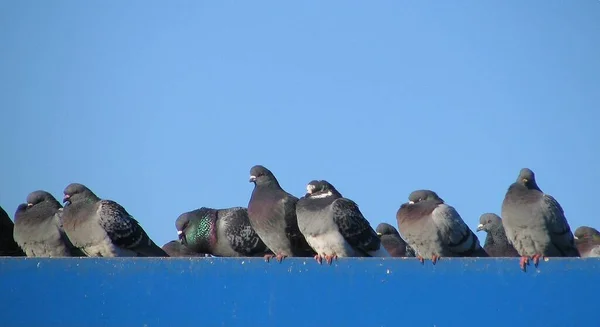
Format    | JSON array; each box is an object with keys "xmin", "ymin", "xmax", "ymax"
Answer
[
  {"xmin": 13, "ymin": 190, "xmax": 85, "ymax": 257},
  {"xmin": 175, "ymin": 207, "xmax": 270, "ymax": 257},
  {"xmin": 476, "ymin": 213, "xmax": 519, "ymax": 257},
  {"xmin": 501, "ymin": 168, "xmax": 579, "ymax": 271},
  {"xmin": 396, "ymin": 189, "xmax": 488, "ymax": 264},
  {"xmin": 0, "ymin": 205, "xmax": 25, "ymax": 256},
  {"xmin": 574, "ymin": 226, "xmax": 600, "ymax": 258},
  {"xmin": 61, "ymin": 183, "xmax": 168, "ymax": 257},
  {"xmin": 376, "ymin": 222, "xmax": 416, "ymax": 257},
  {"xmin": 247, "ymin": 165, "xmax": 315, "ymax": 262},
  {"xmin": 296, "ymin": 180, "xmax": 390, "ymax": 265}
]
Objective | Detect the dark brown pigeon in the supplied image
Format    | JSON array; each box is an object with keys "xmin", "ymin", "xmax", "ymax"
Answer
[{"xmin": 247, "ymin": 165, "xmax": 314, "ymax": 262}]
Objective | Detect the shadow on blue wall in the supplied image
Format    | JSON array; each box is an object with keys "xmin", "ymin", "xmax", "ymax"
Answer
[{"xmin": 1, "ymin": 257, "xmax": 598, "ymax": 327}]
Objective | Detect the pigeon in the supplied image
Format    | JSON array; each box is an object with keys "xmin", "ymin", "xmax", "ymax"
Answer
[
  {"xmin": 376, "ymin": 222, "xmax": 416, "ymax": 257},
  {"xmin": 162, "ymin": 240, "xmax": 209, "ymax": 257},
  {"xmin": 0, "ymin": 206, "xmax": 25, "ymax": 256},
  {"xmin": 247, "ymin": 165, "xmax": 314, "ymax": 262},
  {"xmin": 396, "ymin": 189, "xmax": 488, "ymax": 264},
  {"xmin": 296, "ymin": 180, "xmax": 390, "ymax": 264},
  {"xmin": 501, "ymin": 168, "xmax": 579, "ymax": 271},
  {"xmin": 573, "ymin": 226, "xmax": 600, "ymax": 258},
  {"xmin": 175, "ymin": 207, "xmax": 269, "ymax": 257},
  {"xmin": 13, "ymin": 190, "xmax": 85, "ymax": 257},
  {"xmin": 476, "ymin": 213, "xmax": 519, "ymax": 257},
  {"xmin": 61, "ymin": 183, "xmax": 168, "ymax": 257}
]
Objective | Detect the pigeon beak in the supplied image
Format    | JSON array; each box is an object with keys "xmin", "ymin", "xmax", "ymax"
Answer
[
  {"xmin": 377, "ymin": 232, "xmax": 383, "ymax": 236},
  {"xmin": 62, "ymin": 194, "xmax": 70, "ymax": 204},
  {"xmin": 476, "ymin": 224, "xmax": 484, "ymax": 232},
  {"xmin": 522, "ymin": 178, "xmax": 528, "ymax": 183},
  {"xmin": 408, "ymin": 200, "xmax": 415, "ymax": 205},
  {"xmin": 27, "ymin": 203, "xmax": 33, "ymax": 208},
  {"xmin": 177, "ymin": 230, "xmax": 187, "ymax": 244},
  {"xmin": 249, "ymin": 175, "xmax": 256, "ymax": 183}
]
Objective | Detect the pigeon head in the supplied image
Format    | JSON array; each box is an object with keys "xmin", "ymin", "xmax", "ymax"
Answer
[
  {"xmin": 63, "ymin": 183, "xmax": 99, "ymax": 204},
  {"xmin": 15, "ymin": 203, "xmax": 29, "ymax": 215},
  {"xmin": 574, "ymin": 226, "xmax": 600, "ymax": 240},
  {"xmin": 249, "ymin": 165, "xmax": 280, "ymax": 187},
  {"xmin": 376, "ymin": 223, "xmax": 400, "ymax": 236},
  {"xmin": 305, "ymin": 180, "xmax": 342, "ymax": 198},
  {"xmin": 175, "ymin": 209, "xmax": 217, "ymax": 252},
  {"xmin": 477, "ymin": 213, "xmax": 502, "ymax": 232},
  {"xmin": 407, "ymin": 190, "xmax": 443, "ymax": 204},
  {"xmin": 516, "ymin": 168, "xmax": 540, "ymax": 190},
  {"xmin": 26, "ymin": 190, "xmax": 59, "ymax": 207},
  {"xmin": 175, "ymin": 212, "xmax": 192, "ymax": 245}
]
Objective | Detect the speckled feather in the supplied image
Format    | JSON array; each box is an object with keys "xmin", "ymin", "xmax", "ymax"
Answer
[
  {"xmin": 501, "ymin": 169, "xmax": 579, "ymax": 257},
  {"xmin": 177, "ymin": 207, "xmax": 268, "ymax": 257},
  {"xmin": 296, "ymin": 182, "xmax": 389, "ymax": 258},
  {"xmin": 62, "ymin": 183, "xmax": 168, "ymax": 257},
  {"xmin": 397, "ymin": 194, "xmax": 488, "ymax": 259},
  {"xmin": 0, "ymin": 206, "xmax": 24, "ymax": 256}
]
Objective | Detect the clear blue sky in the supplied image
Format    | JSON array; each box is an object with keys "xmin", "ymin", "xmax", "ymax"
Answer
[{"xmin": 1, "ymin": 1, "xmax": 598, "ymax": 248}]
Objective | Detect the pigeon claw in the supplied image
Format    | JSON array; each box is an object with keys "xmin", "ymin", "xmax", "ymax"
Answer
[
  {"xmin": 324, "ymin": 254, "xmax": 338, "ymax": 265},
  {"xmin": 431, "ymin": 255, "xmax": 441, "ymax": 265},
  {"xmin": 314, "ymin": 254, "xmax": 323, "ymax": 265},
  {"xmin": 519, "ymin": 256, "xmax": 530, "ymax": 271},
  {"xmin": 531, "ymin": 254, "xmax": 543, "ymax": 267},
  {"xmin": 275, "ymin": 253, "xmax": 287, "ymax": 263},
  {"xmin": 264, "ymin": 254, "xmax": 275, "ymax": 263},
  {"xmin": 417, "ymin": 255, "xmax": 425, "ymax": 265}
]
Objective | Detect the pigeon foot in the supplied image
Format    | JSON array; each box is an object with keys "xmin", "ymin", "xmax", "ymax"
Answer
[
  {"xmin": 314, "ymin": 254, "xmax": 323, "ymax": 265},
  {"xmin": 519, "ymin": 256, "xmax": 530, "ymax": 271},
  {"xmin": 324, "ymin": 254, "xmax": 337, "ymax": 265},
  {"xmin": 275, "ymin": 253, "xmax": 287, "ymax": 263},
  {"xmin": 264, "ymin": 253, "xmax": 275, "ymax": 263}
]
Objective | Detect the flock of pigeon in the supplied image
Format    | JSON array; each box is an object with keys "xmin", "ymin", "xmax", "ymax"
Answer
[{"xmin": 1, "ymin": 165, "xmax": 599, "ymax": 272}]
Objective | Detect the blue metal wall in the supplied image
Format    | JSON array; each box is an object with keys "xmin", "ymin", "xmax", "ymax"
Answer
[{"xmin": 1, "ymin": 257, "xmax": 598, "ymax": 327}]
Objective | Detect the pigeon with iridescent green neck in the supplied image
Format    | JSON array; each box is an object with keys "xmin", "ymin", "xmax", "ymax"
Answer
[{"xmin": 176, "ymin": 207, "xmax": 269, "ymax": 257}]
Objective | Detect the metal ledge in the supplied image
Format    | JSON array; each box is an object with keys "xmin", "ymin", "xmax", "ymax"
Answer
[{"xmin": 1, "ymin": 257, "xmax": 598, "ymax": 327}]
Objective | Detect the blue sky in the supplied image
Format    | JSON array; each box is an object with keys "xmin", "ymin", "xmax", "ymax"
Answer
[{"xmin": 1, "ymin": 1, "xmax": 598, "ymax": 248}]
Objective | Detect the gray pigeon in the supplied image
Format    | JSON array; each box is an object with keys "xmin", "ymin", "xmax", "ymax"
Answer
[
  {"xmin": 376, "ymin": 222, "xmax": 416, "ymax": 257},
  {"xmin": 296, "ymin": 180, "xmax": 390, "ymax": 264},
  {"xmin": 0, "ymin": 206, "xmax": 25, "ymax": 256},
  {"xmin": 162, "ymin": 240, "xmax": 209, "ymax": 257},
  {"xmin": 476, "ymin": 213, "xmax": 519, "ymax": 257},
  {"xmin": 13, "ymin": 190, "xmax": 85, "ymax": 257},
  {"xmin": 396, "ymin": 189, "xmax": 488, "ymax": 264},
  {"xmin": 501, "ymin": 168, "xmax": 579, "ymax": 271},
  {"xmin": 573, "ymin": 226, "xmax": 600, "ymax": 258},
  {"xmin": 247, "ymin": 165, "xmax": 314, "ymax": 262},
  {"xmin": 176, "ymin": 207, "xmax": 269, "ymax": 257},
  {"xmin": 61, "ymin": 183, "xmax": 168, "ymax": 257}
]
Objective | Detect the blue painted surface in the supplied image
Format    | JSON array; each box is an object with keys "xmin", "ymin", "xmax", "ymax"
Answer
[{"xmin": 1, "ymin": 257, "xmax": 598, "ymax": 327}]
